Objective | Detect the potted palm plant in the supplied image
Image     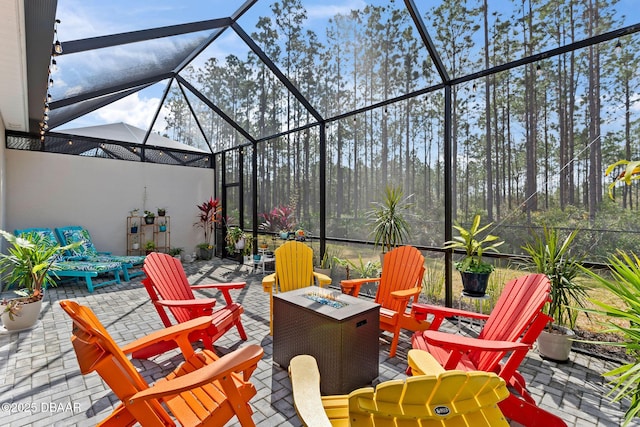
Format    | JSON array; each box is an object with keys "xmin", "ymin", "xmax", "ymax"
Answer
[
  {"xmin": 0, "ymin": 230, "xmax": 79, "ymax": 331},
  {"xmin": 367, "ymin": 185, "xmax": 412, "ymax": 264},
  {"xmin": 521, "ymin": 226, "xmax": 588, "ymax": 361},
  {"xmin": 443, "ymin": 214, "xmax": 503, "ymax": 297}
]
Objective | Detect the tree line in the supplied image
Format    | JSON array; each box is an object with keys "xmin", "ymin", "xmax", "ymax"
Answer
[{"xmin": 161, "ymin": 0, "xmax": 639, "ymax": 260}]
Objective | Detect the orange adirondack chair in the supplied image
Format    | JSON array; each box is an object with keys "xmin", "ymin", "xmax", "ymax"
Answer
[
  {"xmin": 340, "ymin": 245, "xmax": 431, "ymax": 358},
  {"xmin": 410, "ymin": 273, "xmax": 567, "ymax": 427},
  {"xmin": 60, "ymin": 299, "xmax": 264, "ymax": 427},
  {"xmin": 136, "ymin": 252, "xmax": 247, "ymax": 359},
  {"xmin": 262, "ymin": 241, "xmax": 331, "ymax": 334}
]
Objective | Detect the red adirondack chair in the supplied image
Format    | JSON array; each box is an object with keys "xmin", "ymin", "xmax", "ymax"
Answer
[
  {"xmin": 409, "ymin": 273, "xmax": 567, "ymax": 427},
  {"xmin": 340, "ymin": 246, "xmax": 431, "ymax": 358},
  {"xmin": 135, "ymin": 252, "xmax": 247, "ymax": 359}
]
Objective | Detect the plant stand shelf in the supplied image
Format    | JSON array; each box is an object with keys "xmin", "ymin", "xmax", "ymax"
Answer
[{"xmin": 127, "ymin": 216, "xmax": 170, "ymax": 255}]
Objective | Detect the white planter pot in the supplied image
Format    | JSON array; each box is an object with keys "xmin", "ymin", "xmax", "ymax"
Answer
[
  {"xmin": 537, "ymin": 325, "xmax": 575, "ymax": 362},
  {"xmin": 1, "ymin": 298, "xmax": 42, "ymax": 331},
  {"xmin": 235, "ymin": 237, "xmax": 245, "ymax": 250},
  {"xmin": 132, "ymin": 243, "xmax": 140, "ymax": 250}
]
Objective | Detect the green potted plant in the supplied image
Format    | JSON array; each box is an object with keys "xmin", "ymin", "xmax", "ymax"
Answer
[
  {"xmin": 144, "ymin": 210, "xmax": 155, "ymax": 224},
  {"xmin": 130, "ymin": 221, "xmax": 138, "ymax": 234},
  {"xmin": 443, "ymin": 214, "xmax": 503, "ymax": 297},
  {"xmin": 157, "ymin": 207, "xmax": 166, "ymax": 217},
  {"xmin": 580, "ymin": 251, "xmax": 640, "ymax": 426},
  {"xmin": 194, "ymin": 197, "xmax": 221, "ymax": 260},
  {"xmin": 158, "ymin": 220, "xmax": 167, "ymax": 232},
  {"xmin": 0, "ymin": 230, "xmax": 79, "ymax": 331},
  {"xmin": 225, "ymin": 226, "xmax": 246, "ymax": 255},
  {"xmin": 168, "ymin": 247, "xmax": 183, "ymax": 260},
  {"xmin": 144, "ymin": 240, "xmax": 156, "ymax": 255},
  {"xmin": 521, "ymin": 226, "xmax": 588, "ymax": 361},
  {"xmin": 241, "ymin": 236, "xmax": 254, "ymax": 263},
  {"xmin": 367, "ymin": 185, "xmax": 412, "ymax": 264}
]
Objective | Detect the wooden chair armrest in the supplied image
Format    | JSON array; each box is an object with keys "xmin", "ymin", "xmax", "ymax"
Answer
[
  {"xmin": 407, "ymin": 349, "xmax": 446, "ymax": 376},
  {"xmin": 191, "ymin": 282, "xmax": 246, "ymax": 291},
  {"xmin": 262, "ymin": 273, "xmax": 276, "ymax": 292},
  {"xmin": 340, "ymin": 277, "xmax": 379, "ymax": 296},
  {"xmin": 313, "ymin": 272, "xmax": 331, "ymax": 287},
  {"xmin": 412, "ymin": 302, "xmax": 490, "ymax": 321},
  {"xmin": 192, "ymin": 282, "xmax": 246, "ymax": 304},
  {"xmin": 121, "ymin": 316, "xmax": 213, "ymax": 356},
  {"xmin": 421, "ymin": 330, "xmax": 530, "ymax": 368},
  {"xmin": 130, "ymin": 345, "xmax": 264, "ymax": 404},
  {"xmin": 289, "ymin": 355, "xmax": 334, "ymax": 427},
  {"xmin": 155, "ymin": 298, "xmax": 217, "ymax": 309},
  {"xmin": 390, "ymin": 287, "xmax": 421, "ymax": 300}
]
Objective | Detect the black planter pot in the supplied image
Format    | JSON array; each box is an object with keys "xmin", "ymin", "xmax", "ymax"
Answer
[
  {"xmin": 198, "ymin": 247, "xmax": 213, "ymax": 260},
  {"xmin": 459, "ymin": 271, "xmax": 491, "ymax": 296},
  {"xmin": 144, "ymin": 216, "xmax": 155, "ymax": 225}
]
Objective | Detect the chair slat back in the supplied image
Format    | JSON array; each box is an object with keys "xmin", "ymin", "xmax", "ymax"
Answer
[
  {"xmin": 60, "ymin": 300, "xmax": 173, "ymax": 425},
  {"xmin": 144, "ymin": 252, "xmax": 198, "ymax": 324},
  {"xmin": 472, "ymin": 273, "xmax": 551, "ymax": 370},
  {"xmin": 274, "ymin": 241, "xmax": 315, "ymax": 293},
  {"xmin": 376, "ymin": 246, "xmax": 425, "ymax": 312},
  {"xmin": 348, "ymin": 369, "xmax": 509, "ymax": 426}
]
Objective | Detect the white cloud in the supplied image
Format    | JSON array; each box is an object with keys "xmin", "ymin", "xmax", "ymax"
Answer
[{"xmin": 93, "ymin": 92, "xmax": 168, "ymax": 130}]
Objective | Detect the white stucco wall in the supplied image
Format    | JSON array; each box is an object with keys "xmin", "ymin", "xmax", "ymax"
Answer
[
  {"xmin": 0, "ymin": 119, "xmax": 6, "ymax": 234},
  {"xmin": 5, "ymin": 149, "xmax": 215, "ymax": 255}
]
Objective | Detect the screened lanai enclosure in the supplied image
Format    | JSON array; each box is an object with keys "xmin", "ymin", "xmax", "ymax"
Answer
[{"xmin": 9, "ymin": 0, "xmax": 640, "ymax": 304}]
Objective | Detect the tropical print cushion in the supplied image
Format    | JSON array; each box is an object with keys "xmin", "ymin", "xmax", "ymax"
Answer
[
  {"xmin": 86, "ymin": 255, "xmax": 145, "ymax": 266},
  {"xmin": 55, "ymin": 261, "xmax": 121, "ymax": 272},
  {"xmin": 14, "ymin": 228, "xmax": 65, "ymax": 262},
  {"xmin": 59, "ymin": 228, "xmax": 99, "ymax": 257}
]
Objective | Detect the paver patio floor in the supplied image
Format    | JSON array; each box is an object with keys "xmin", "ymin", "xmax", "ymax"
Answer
[{"xmin": 0, "ymin": 258, "xmax": 629, "ymax": 426}]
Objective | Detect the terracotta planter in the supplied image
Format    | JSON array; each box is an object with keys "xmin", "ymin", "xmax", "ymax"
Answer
[
  {"xmin": 1, "ymin": 298, "xmax": 42, "ymax": 331},
  {"xmin": 537, "ymin": 325, "xmax": 574, "ymax": 362}
]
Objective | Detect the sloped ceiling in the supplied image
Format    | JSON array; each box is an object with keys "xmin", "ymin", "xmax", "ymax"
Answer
[
  {"xmin": 0, "ymin": 0, "xmax": 28, "ymax": 131},
  {"xmin": 0, "ymin": 0, "xmax": 57, "ymax": 133}
]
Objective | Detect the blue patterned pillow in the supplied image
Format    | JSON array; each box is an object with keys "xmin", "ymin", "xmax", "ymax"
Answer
[{"xmin": 60, "ymin": 228, "xmax": 98, "ymax": 257}]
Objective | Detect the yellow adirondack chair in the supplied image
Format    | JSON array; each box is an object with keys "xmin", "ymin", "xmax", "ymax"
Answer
[
  {"xmin": 263, "ymin": 241, "xmax": 331, "ymax": 334},
  {"xmin": 289, "ymin": 349, "xmax": 510, "ymax": 427}
]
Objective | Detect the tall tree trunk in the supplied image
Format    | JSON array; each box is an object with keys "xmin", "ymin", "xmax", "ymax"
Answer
[{"xmin": 483, "ymin": 0, "xmax": 494, "ymax": 220}]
